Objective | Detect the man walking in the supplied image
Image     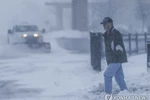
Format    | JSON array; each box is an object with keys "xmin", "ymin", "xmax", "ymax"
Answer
[{"xmin": 101, "ymin": 17, "xmax": 128, "ymax": 95}]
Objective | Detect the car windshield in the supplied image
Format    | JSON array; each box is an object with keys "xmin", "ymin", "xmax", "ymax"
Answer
[{"xmin": 15, "ymin": 25, "xmax": 39, "ymax": 32}]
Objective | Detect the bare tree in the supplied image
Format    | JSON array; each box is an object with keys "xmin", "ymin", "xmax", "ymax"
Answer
[{"xmin": 135, "ymin": 0, "xmax": 150, "ymax": 33}]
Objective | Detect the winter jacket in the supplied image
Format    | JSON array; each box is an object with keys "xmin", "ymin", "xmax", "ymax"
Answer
[{"xmin": 103, "ymin": 28, "xmax": 128, "ymax": 65}]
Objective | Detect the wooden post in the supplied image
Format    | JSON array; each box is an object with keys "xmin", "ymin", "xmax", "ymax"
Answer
[
  {"xmin": 145, "ymin": 33, "xmax": 147, "ymax": 52},
  {"xmin": 129, "ymin": 33, "xmax": 131, "ymax": 55},
  {"xmin": 136, "ymin": 33, "xmax": 139, "ymax": 54},
  {"xmin": 90, "ymin": 32, "xmax": 102, "ymax": 72}
]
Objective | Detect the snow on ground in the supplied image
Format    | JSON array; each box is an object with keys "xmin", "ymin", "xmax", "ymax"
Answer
[{"xmin": 0, "ymin": 31, "xmax": 149, "ymax": 100}]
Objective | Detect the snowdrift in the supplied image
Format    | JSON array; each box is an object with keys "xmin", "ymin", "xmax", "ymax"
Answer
[{"xmin": 46, "ymin": 30, "xmax": 90, "ymax": 53}]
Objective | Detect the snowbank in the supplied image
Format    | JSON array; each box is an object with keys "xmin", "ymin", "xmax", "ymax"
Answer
[
  {"xmin": 50, "ymin": 30, "xmax": 89, "ymax": 38},
  {"xmin": 85, "ymin": 54, "xmax": 150, "ymax": 99},
  {"xmin": 45, "ymin": 30, "xmax": 90, "ymax": 53}
]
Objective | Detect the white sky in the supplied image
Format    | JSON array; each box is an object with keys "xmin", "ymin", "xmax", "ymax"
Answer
[{"xmin": 0, "ymin": 0, "xmax": 49, "ymax": 34}]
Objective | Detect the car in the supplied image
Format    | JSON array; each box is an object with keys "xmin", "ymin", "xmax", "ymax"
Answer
[{"xmin": 7, "ymin": 24, "xmax": 51, "ymax": 53}]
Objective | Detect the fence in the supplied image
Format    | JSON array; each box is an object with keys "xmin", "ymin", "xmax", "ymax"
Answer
[
  {"xmin": 100, "ymin": 33, "xmax": 150, "ymax": 56},
  {"xmin": 122, "ymin": 33, "xmax": 150, "ymax": 55}
]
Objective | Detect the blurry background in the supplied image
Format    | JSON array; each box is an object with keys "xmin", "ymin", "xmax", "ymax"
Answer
[
  {"xmin": 0, "ymin": 0, "xmax": 150, "ymax": 33},
  {"xmin": 0, "ymin": 0, "xmax": 150, "ymax": 52},
  {"xmin": 0, "ymin": 1, "xmax": 149, "ymax": 99}
]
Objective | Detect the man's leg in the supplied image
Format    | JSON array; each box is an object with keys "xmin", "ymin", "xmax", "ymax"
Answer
[
  {"xmin": 104, "ymin": 63, "xmax": 121, "ymax": 94},
  {"xmin": 115, "ymin": 64, "xmax": 128, "ymax": 91}
]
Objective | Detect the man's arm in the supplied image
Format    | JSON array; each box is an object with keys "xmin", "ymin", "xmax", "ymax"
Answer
[{"xmin": 114, "ymin": 31, "xmax": 124, "ymax": 57}]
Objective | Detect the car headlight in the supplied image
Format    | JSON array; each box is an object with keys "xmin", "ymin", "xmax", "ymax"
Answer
[
  {"xmin": 33, "ymin": 33, "xmax": 39, "ymax": 37},
  {"xmin": 23, "ymin": 34, "xmax": 27, "ymax": 37}
]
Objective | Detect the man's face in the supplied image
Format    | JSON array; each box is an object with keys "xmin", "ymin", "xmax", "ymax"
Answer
[{"xmin": 103, "ymin": 23, "xmax": 113, "ymax": 31}]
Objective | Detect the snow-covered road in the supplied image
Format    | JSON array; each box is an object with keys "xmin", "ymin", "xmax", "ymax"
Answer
[
  {"xmin": 0, "ymin": 44, "xmax": 98, "ymax": 100},
  {"xmin": 0, "ymin": 40, "xmax": 149, "ymax": 100}
]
